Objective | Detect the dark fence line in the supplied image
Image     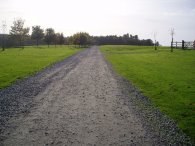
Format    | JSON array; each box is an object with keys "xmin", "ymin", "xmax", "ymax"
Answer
[{"xmin": 171, "ymin": 40, "xmax": 195, "ymax": 49}]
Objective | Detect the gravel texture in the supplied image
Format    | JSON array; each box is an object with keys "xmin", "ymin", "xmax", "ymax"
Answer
[{"xmin": 0, "ymin": 46, "xmax": 193, "ymax": 145}]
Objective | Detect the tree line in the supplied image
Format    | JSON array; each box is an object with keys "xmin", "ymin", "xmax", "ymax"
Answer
[
  {"xmin": 91, "ymin": 34, "xmax": 156, "ymax": 46},
  {"xmin": 0, "ymin": 18, "xmax": 155, "ymax": 50}
]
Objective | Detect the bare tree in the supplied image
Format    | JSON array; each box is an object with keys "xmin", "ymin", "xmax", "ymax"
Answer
[
  {"xmin": 170, "ymin": 28, "xmax": 175, "ymax": 52},
  {"xmin": 153, "ymin": 32, "xmax": 157, "ymax": 50}
]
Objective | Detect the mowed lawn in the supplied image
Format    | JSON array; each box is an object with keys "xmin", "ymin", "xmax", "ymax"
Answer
[
  {"xmin": 0, "ymin": 46, "xmax": 82, "ymax": 89},
  {"xmin": 101, "ymin": 45, "xmax": 195, "ymax": 141}
]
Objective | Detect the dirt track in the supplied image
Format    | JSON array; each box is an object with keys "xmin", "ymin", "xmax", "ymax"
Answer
[{"xmin": 0, "ymin": 46, "xmax": 191, "ymax": 145}]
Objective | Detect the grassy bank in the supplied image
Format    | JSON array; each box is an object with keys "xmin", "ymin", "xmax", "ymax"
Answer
[
  {"xmin": 0, "ymin": 45, "xmax": 82, "ymax": 89},
  {"xmin": 100, "ymin": 45, "xmax": 195, "ymax": 141}
]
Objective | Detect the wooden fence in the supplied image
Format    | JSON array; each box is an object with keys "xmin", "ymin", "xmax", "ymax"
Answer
[{"xmin": 171, "ymin": 40, "xmax": 195, "ymax": 49}]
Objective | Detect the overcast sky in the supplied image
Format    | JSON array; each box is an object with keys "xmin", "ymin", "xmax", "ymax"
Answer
[{"xmin": 0, "ymin": 0, "xmax": 195, "ymax": 45}]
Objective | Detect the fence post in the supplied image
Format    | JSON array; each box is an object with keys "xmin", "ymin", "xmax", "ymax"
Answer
[{"xmin": 182, "ymin": 40, "xmax": 185, "ymax": 49}]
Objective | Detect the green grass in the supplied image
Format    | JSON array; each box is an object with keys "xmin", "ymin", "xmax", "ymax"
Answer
[
  {"xmin": 100, "ymin": 45, "xmax": 195, "ymax": 142},
  {"xmin": 0, "ymin": 45, "xmax": 83, "ymax": 89}
]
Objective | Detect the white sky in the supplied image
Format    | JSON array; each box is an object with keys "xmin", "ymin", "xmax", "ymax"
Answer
[{"xmin": 0, "ymin": 0, "xmax": 195, "ymax": 45}]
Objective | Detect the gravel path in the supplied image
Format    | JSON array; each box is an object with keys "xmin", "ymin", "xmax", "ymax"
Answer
[{"xmin": 0, "ymin": 46, "xmax": 192, "ymax": 145}]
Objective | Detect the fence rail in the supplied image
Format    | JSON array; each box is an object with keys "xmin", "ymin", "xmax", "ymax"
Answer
[{"xmin": 171, "ymin": 40, "xmax": 195, "ymax": 49}]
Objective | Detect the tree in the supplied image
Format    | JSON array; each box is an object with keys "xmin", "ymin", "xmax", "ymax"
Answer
[
  {"xmin": 89, "ymin": 34, "xmax": 153, "ymax": 46},
  {"xmin": 72, "ymin": 33, "xmax": 80, "ymax": 46},
  {"xmin": 31, "ymin": 26, "xmax": 44, "ymax": 47},
  {"xmin": 72, "ymin": 32, "xmax": 90, "ymax": 47},
  {"xmin": 10, "ymin": 18, "xmax": 29, "ymax": 48},
  {"xmin": 134, "ymin": 35, "xmax": 138, "ymax": 40},
  {"xmin": 54, "ymin": 33, "xmax": 60, "ymax": 47},
  {"xmin": 153, "ymin": 32, "xmax": 157, "ymax": 50},
  {"xmin": 67, "ymin": 33, "xmax": 154, "ymax": 46},
  {"xmin": 1, "ymin": 21, "xmax": 7, "ymax": 51},
  {"xmin": 44, "ymin": 28, "xmax": 55, "ymax": 47},
  {"xmin": 68, "ymin": 36, "xmax": 74, "ymax": 45},
  {"xmin": 79, "ymin": 32, "xmax": 90, "ymax": 46},
  {"xmin": 53, "ymin": 33, "xmax": 64, "ymax": 47},
  {"xmin": 123, "ymin": 33, "xmax": 130, "ymax": 44},
  {"xmin": 170, "ymin": 28, "xmax": 175, "ymax": 52},
  {"xmin": 59, "ymin": 33, "xmax": 65, "ymax": 46}
]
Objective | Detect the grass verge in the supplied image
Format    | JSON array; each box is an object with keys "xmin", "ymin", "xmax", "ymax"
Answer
[
  {"xmin": 100, "ymin": 45, "xmax": 195, "ymax": 142},
  {"xmin": 0, "ymin": 45, "xmax": 83, "ymax": 89}
]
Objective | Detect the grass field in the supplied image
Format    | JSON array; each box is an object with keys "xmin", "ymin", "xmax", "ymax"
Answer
[
  {"xmin": 0, "ymin": 45, "xmax": 82, "ymax": 89},
  {"xmin": 100, "ymin": 45, "xmax": 195, "ymax": 142}
]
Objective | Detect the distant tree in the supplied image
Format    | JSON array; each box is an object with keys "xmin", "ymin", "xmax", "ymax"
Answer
[
  {"xmin": 156, "ymin": 41, "xmax": 159, "ymax": 46},
  {"xmin": 170, "ymin": 28, "xmax": 175, "ymax": 52},
  {"xmin": 1, "ymin": 21, "xmax": 7, "ymax": 51},
  {"xmin": 134, "ymin": 35, "xmax": 138, "ymax": 40},
  {"xmin": 140, "ymin": 39, "xmax": 153, "ymax": 46},
  {"xmin": 72, "ymin": 33, "xmax": 80, "ymax": 46},
  {"xmin": 79, "ymin": 32, "xmax": 90, "ymax": 46},
  {"xmin": 44, "ymin": 28, "xmax": 55, "ymax": 47},
  {"xmin": 123, "ymin": 33, "xmax": 130, "ymax": 44},
  {"xmin": 53, "ymin": 33, "xmax": 65, "ymax": 46},
  {"xmin": 59, "ymin": 33, "xmax": 65, "ymax": 46},
  {"xmin": 10, "ymin": 18, "xmax": 30, "ymax": 48},
  {"xmin": 31, "ymin": 26, "xmax": 44, "ymax": 47},
  {"xmin": 67, "ymin": 33, "xmax": 154, "ymax": 46},
  {"xmin": 54, "ymin": 33, "xmax": 60, "ymax": 47},
  {"xmin": 72, "ymin": 32, "xmax": 90, "ymax": 47},
  {"xmin": 153, "ymin": 32, "xmax": 157, "ymax": 50},
  {"xmin": 68, "ymin": 36, "xmax": 74, "ymax": 45}
]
